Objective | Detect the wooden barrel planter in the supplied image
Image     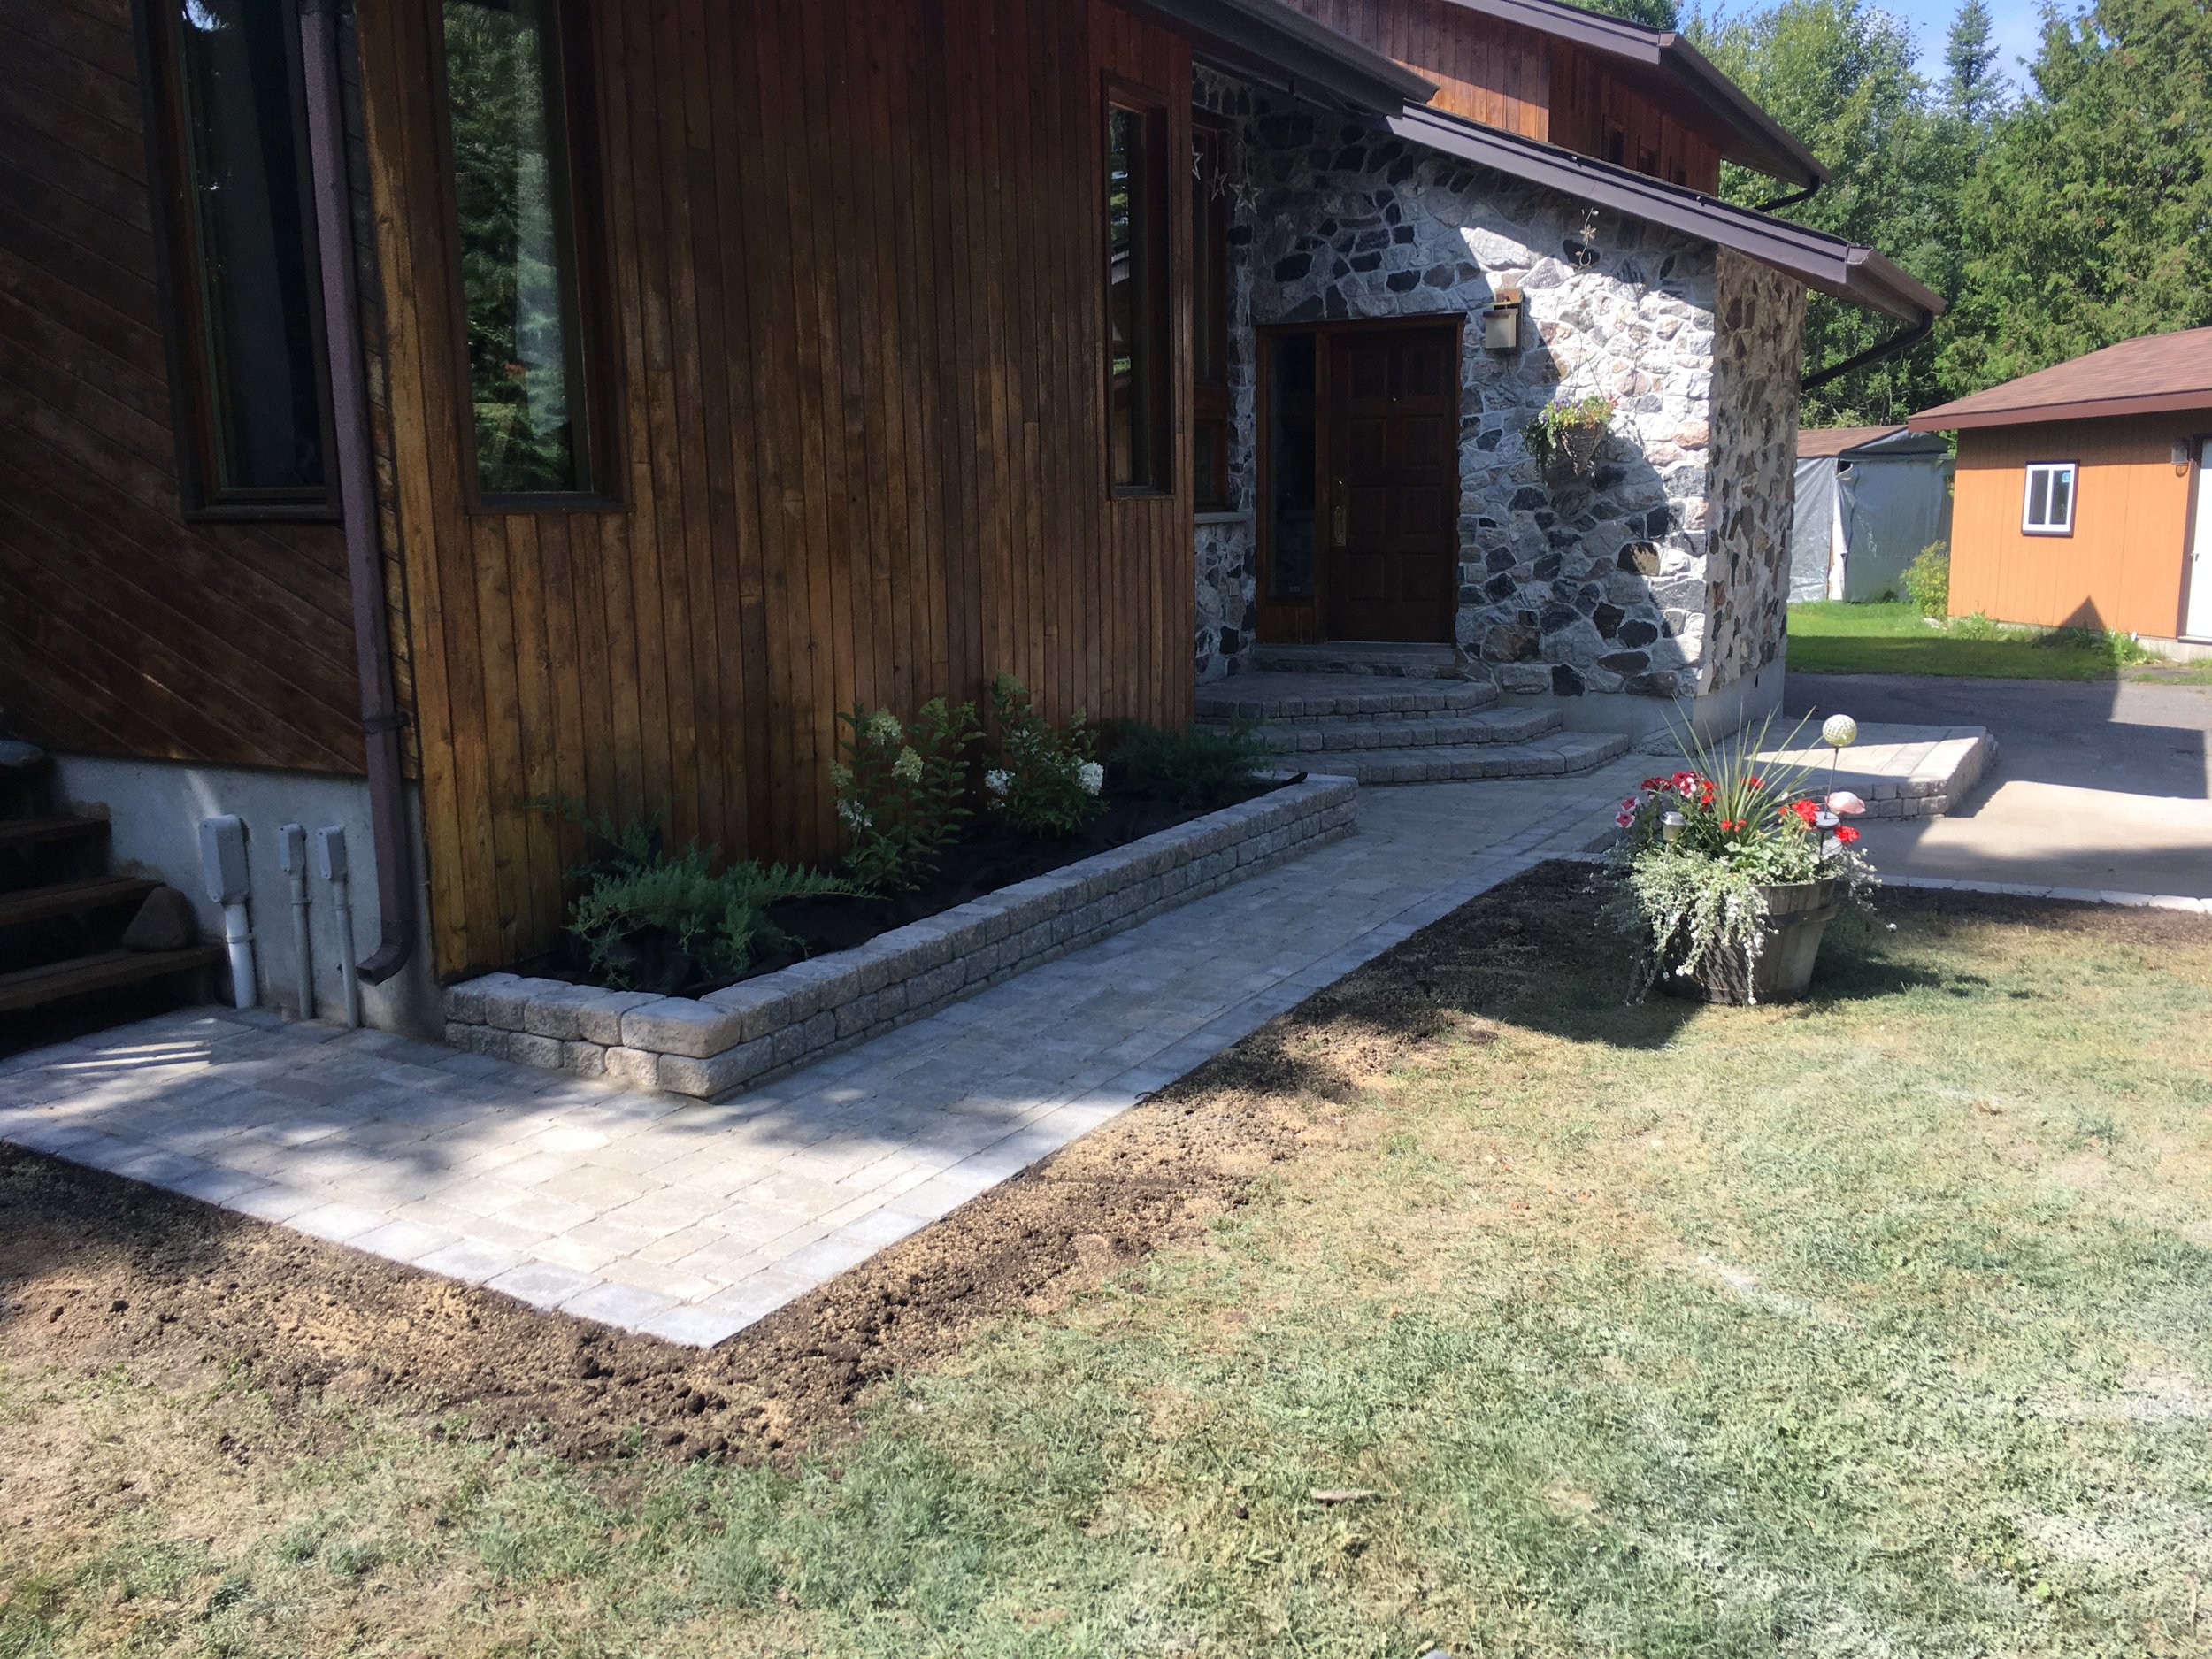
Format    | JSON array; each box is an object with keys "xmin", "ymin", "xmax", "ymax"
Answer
[{"xmin": 1663, "ymin": 877, "xmax": 1843, "ymax": 1005}]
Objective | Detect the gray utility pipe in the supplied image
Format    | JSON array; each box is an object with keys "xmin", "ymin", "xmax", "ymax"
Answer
[
  {"xmin": 298, "ymin": 0, "xmax": 415, "ymax": 987},
  {"xmin": 278, "ymin": 822, "xmax": 314, "ymax": 1020}
]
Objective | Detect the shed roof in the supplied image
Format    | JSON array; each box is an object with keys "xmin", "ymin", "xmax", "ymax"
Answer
[
  {"xmin": 1445, "ymin": 0, "xmax": 1827, "ymax": 187},
  {"xmin": 1909, "ymin": 326, "xmax": 2212, "ymax": 432},
  {"xmin": 1798, "ymin": 425, "xmax": 1905, "ymax": 457},
  {"xmin": 1382, "ymin": 105, "xmax": 1942, "ymax": 324}
]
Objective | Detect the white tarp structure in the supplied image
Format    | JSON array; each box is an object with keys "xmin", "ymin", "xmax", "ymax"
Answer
[{"xmin": 1790, "ymin": 426, "xmax": 1952, "ymax": 602}]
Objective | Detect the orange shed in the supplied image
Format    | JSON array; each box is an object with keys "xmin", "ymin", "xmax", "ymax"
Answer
[{"xmin": 1909, "ymin": 328, "xmax": 2212, "ymax": 647}]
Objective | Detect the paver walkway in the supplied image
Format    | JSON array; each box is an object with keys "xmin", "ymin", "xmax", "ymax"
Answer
[{"xmin": 0, "ymin": 768, "xmax": 1640, "ymax": 1347}]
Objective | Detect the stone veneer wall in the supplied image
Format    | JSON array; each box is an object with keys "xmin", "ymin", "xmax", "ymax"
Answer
[
  {"xmin": 1197, "ymin": 70, "xmax": 1803, "ymax": 710},
  {"xmin": 1194, "ymin": 73, "xmax": 1262, "ymax": 682},
  {"xmin": 1700, "ymin": 249, "xmax": 1806, "ymax": 695}
]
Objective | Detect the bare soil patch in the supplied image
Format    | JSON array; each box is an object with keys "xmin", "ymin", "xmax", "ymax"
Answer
[{"xmin": 4, "ymin": 867, "xmax": 2202, "ymax": 1468}]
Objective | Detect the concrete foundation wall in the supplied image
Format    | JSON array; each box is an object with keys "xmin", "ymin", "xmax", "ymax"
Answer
[{"xmin": 50, "ymin": 755, "xmax": 445, "ymax": 1040}]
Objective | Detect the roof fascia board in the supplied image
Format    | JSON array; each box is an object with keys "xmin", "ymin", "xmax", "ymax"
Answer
[
  {"xmin": 1384, "ymin": 106, "xmax": 1939, "ymax": 323},
  {"xmin": 1133, "ymin": 0, "xmax": 1437, "ymax": 111},
  {"xmin": 1449, "ymin": 0, "xmax": 1826, "ymax": 187},
  {"xmin": 1909, "ymin": 390, "xmax": 2212, "ymax": 432}
]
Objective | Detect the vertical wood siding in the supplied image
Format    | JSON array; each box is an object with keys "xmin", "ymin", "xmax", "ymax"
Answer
[
  {"xmin": 1947, "ymin": 416, "xmax": 2200, "ymax": 638},
  {"xmin": 1289, "ymin": 0, "xmax": 1554, "ymax": 139},
  {"xmin": 1547, "ymin": 47, "xmax": 1724, "ymax": 194},
  {"xmin": 357, "ymin": 0, "xmax": 1196, "ymax": 979},
  {"xmin": 0, "ymin": 0, "xmax": 372, "ymax": 773}
]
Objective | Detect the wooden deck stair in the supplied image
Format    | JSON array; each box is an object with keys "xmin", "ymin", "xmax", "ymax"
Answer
[{"xmin": 0, "ymin": 751, "xmax": 218, "ymax": 1024}]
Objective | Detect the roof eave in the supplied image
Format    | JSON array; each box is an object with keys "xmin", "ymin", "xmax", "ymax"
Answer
[
  {"xmin": 1909, "ymin": 389, "xmax": 2212, "ymax": 432},
  {"xmin": 1135, "ymin": 0, "xmax": 1438, "ymax": 111},
  {"xmin": 1450, "ymin": 0, "xmax": 1824, "ymax": 186},
  {"xmin": 1383, "ymin": 106, "xmax": 1940, "ymax": 325}
]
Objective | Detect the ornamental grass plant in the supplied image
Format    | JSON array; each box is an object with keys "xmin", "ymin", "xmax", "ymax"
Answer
[{"xmin": 1603, "ymin": 712, "xmax": 1873, "ymax": 1002}]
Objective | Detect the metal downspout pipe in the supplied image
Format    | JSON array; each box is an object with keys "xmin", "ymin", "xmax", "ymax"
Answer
[{"xmin": 297, "ymin": 0, "xmax": 415, "ymax": 987}]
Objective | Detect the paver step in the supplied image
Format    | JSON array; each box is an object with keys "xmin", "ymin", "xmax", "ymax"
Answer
[
  {"xmin": 0, "ymin": 874, "xmax": 157, "ymax": 931},
  {"xmin": 1248, "ymin": 641, "xmax": 1466, "ymax": 678},
  {"xmin": 1300, "ymin": 730, "xmax": 1632, "ymax": 785},
  {"xmin": 1196, "ymin": 672, "xmax": 1497, "ymax": 721},
  {"xmin": 0, "ymin": 815, "xmax": 109, "ymax": 854},
  {"xmin": 0, "ymin": 945, "xmax": 224, "ymax": 1016},
  {"xmin": 1205, "ymin": 705, "xmax": 1562, "ymax": 754}
]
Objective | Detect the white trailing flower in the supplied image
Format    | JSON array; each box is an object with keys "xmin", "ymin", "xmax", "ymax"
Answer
[
  {"xmin": 1822, "ymin": 713, "xmax": 1858, "ymax": 749},
  {"xmin": 1077, "ymin": 760, "xmax": 1105, "ymax": 796},
  {"xmin": 835, "ymin": 799, "xmax": 872, "ymax": 831},
  {"xmin": 984, "ymin": 768, "xmax": 1011, "ymax": 797},
  {"xmin": 892, "ymin": 745, "xmax": 923, "ymax": 782},
  {"xmin": 865, "ymin": 709, "xmax": 903, "ymax": 745}
]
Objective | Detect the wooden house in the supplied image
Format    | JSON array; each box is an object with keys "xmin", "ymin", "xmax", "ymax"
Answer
[
  {"xmin": 1909, "ymin": 327, "xmax": 2212, "ymax": 649},
  {"xmin": 0, "ymin": 0, "xmax": 1936, "ymax": 1034}
]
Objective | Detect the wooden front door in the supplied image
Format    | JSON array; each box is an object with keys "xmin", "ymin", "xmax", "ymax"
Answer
[{"xmin": 1324, "ymin": 324, "xmax": 1459, "ymax": 642}]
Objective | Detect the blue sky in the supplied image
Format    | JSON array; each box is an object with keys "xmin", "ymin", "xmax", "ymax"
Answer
[{"xmin": 1878, "ymin": 0, "xmax": 2054, "ymax": 88}]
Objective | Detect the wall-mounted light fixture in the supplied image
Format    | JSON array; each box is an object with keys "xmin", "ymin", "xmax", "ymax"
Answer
[
  {"xmin": 1483, "ymin": 288, "xmax": 1524, "ymax": 352},
  {"xmin": 2174, "ymin": 438, "xmax": 2193, "ymax": 476}
]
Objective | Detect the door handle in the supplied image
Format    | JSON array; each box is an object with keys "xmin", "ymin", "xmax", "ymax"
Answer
[{"xmin": 1332, "ymin": 479, "xmax": 1348, "ymax": 544}]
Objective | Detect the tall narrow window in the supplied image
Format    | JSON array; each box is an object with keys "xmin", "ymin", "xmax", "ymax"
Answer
[
  {"xmin": 1106, "ymin": 92, "xmax": 1168, "ymax": 493},
  {"xmin": 2022, "ymin": 461, "xmax": 2077, "ymax": 535},
  {"xmin": 151, "ymin": 0, "xmax": 332, "ymax": 512},
  {"xmin": 442, "ymin": 0, "xmax": 597, "ymax": 497},
  {"xmin": 1192, "ymin": 119, "xmax": 1233, "ymax": 512}
]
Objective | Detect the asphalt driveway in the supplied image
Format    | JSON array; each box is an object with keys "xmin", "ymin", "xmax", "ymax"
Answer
[{"xmin": 1785, "ymin": 672, "xmax": 2212, "ymax": 899}]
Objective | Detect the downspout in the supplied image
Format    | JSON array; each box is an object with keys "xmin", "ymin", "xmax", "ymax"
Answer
[
  {"xmin": 298, "ymin": 0, "xmax": 415, "ymax": 986},
  {"xmin": 1802, "ymin": 308, "xmax": 1936, "ymax": 395}
]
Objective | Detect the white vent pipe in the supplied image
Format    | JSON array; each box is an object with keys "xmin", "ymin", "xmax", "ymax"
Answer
[{"xmin": 197, "ymin": 815, "xmax": 255, "ymax": 1010}]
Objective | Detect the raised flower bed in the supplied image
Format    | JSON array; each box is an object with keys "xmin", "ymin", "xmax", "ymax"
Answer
[{"xmin": 445, "ymin": 773, "xmax": 1356, "ymax": 1098}]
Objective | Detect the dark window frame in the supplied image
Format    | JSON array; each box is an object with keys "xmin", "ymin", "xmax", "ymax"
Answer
[
  {"xmin": 429, "ymin": 0, "xmax": 620, "ymax": 512},
  {"xmin": 138, "ymin": 0, "xmax": 339, "ymax": 522},
  {"xmin": 1103, "ymin": 76, "xmax": 1171, "ymax": 499},
  {"xmin": 1191, "ymin": 114, "xmax": 1233, "ymax": 514}
]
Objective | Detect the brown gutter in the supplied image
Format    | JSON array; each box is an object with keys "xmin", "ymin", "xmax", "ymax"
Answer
[
  {"xmin": 297, "ymin": 0, "xmax": 414, "ymax": 986},
  {"xmin": 1909, "ymin": 390, "xmax": 2212, "ymax": 433}
]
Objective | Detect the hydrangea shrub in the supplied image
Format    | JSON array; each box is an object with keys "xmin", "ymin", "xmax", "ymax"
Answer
[
  {"xmin": 831, "ymin": 696, "xmax": 982, "ymax": 890},
  {"xmin": 985, "ymin": 672, "xmax": 1104, "ymax": 839}
]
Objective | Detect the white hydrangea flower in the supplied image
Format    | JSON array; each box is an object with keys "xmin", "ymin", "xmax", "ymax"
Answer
[
  {"xmin": 984, "ymin": 768, "xmax": 1011, "ymax": 796},
  {"xmin": 1077, "ymin": 760, "xmax": 1104, "ymax": 796},
  {"xmin": 1822, "ymin": 713, "xmax": 1858, "ymax": 748},
  {"xmin": 866, "ymin": 709, "xmax": 903, "ymax": 745},
  {"xmin": 828, "ymin": 761, "xmax": 853, "ymax": 790},
  {"xmin": 892, "ymin": 745, "xmax": 923, "ymax": 782}
]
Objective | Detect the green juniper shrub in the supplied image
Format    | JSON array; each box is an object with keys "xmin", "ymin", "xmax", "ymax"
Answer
[
  {"xmin": 831, "ymin": 696, "xmax": 984, "ymax": 890},
  {"xmin": 1105, "ymin": 718, "xmax": 1271, "ymax": 811},
  {"xmin": 983, "ymin": 672, "xmax": 1104, "ymax": 839},
  {"xmin": 1902, "ymin": 541, "xmax": 1950, "ymax": 617},
  {"xmin": 567, "ymin": 842, "xmax": 860, "ymax": 994}
]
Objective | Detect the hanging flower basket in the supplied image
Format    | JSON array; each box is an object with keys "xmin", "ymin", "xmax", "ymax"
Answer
[{"xmin": 1525, "ymin": 393, "xmax": 1616, "ymax": 488}]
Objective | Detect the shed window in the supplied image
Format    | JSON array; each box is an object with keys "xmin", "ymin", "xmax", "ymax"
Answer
[
  {"xmin": 2022, "ymin": 461, "xmax": 2076, "ymax": 536},
  {"xmin": 1106, "ymin": 92, "xmax": 1169, "ymax": 493},
  {"xmin": 150, "ymin": 0, "xmax": 333, "ymax": 514},
  {"xmin": 441, "ymin": 0, "xmax": 601, "ymax": 499}
]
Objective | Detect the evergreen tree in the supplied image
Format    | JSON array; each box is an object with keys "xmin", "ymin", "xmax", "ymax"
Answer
[{"xmin": 1943, "ymin": 0, "xmax": 2006, "ymax": 129}]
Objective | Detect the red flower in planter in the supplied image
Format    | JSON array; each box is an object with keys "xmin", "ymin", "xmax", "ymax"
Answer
[
  {"xmin": 1834, "ymin": 825, "xmax": 1861, "ymax": 845},
  {"xmin": 1787, "ymin": 799, "xmax": 1820, "ymax": 826}
]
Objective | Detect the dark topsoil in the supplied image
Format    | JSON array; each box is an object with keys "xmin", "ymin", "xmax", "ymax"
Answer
[
  {"xmin": 527, "ymin": 786, "xmax": 1287, "ymax": 996},
  {"xmin": 4, "ymin": 871, "xmax": 2200, "ymax": 1465}
]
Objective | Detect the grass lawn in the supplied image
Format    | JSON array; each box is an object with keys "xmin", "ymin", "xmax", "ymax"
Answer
[
  {"xmin": 1787, "ymin": 600, "xmax": 2168, "ymax": 679},
  {"xmin": 4, "ymin": 872, "xmax": 2211, "ymax": 1657}
]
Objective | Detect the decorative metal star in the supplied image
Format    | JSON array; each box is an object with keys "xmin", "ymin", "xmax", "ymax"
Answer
[{"xmin": 1231, "ymin": 178, "xmax": 1260, "ymax": 215}]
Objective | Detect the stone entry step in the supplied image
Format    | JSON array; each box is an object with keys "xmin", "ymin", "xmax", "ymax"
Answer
[
  {"xmin": 1305, "ymin": 730, "xmax": 1632, "ymax": 784},
  {"xmin": 1248, "ymin": 641, "xmax": 1467, "ymax": 678},
  {"xmin": 1196, "ymin": 672, "xmax": 1498, "ymax": 722},
  {"xmin": 1225, "ymin": 706, "xmax": 1562, "ymax": 756}
]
